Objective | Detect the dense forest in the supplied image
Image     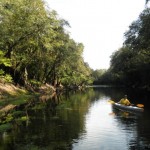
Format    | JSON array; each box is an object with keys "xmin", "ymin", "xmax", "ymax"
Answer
[
  {"xmin": 0, "ymin": 0, "xmax": 93, "ymax": 88},
  {"xmin": 94, "ymin": 2, "xmax": 150, "ymax": 90}
]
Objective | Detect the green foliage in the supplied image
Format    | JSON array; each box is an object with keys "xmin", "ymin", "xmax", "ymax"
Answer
[
  {"xmin": 5, "ymin": 114, "xmax": 13, "ymax": 123},
  {"xmin": 0, "ymin": 51, "xmax": 11, "ymax": 67},
  {"xmin": 3, "ymin": 74, "xmax": 13, "ymax": 82},
  {"xmin": 0, "ymin": 69, "xmax": 4, "ymax": 76},
  {"xmin": 19, "ymin": 116, "xmax": 28, "ymax": 122},
  {"xmin": 0, "ymin": 50, "xmax": 12, "ymax": 82},
  {"xmin": 12, "ymin": 111, "xmax": 25, "ymax": 117},
  {"xmin": 29, "ymin": 79, "xmax": 41, "ymax": 87},
  {"xmin": 0, "ymin": 0, "xmax": 92, "ymax": 86},
  {"xmin": 92, "ymin": 69, "xmax": 106, "ymax": 80},
  {"xmin": 0, "ymin": 123, "xmax": 12, "ymax": 132}
]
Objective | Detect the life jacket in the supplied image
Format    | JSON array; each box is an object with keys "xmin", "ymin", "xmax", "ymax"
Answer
[{"xmin": 119, "ymin": 98, "xmax": 130, "ymax": 105}]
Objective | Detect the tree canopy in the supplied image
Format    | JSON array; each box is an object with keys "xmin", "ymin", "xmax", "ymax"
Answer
[
  {"xmin": 0, "ymin": 0, "xmax": 92, "ymax": 87},
  {"xmin": 94, "ymin": 5, "xmax": 150, "ymax": 90}
]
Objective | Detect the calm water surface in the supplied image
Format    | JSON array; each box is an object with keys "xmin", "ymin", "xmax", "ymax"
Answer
[{"xmin": 0, "ymin": 87, "xmax": 150, "ymax": 150}]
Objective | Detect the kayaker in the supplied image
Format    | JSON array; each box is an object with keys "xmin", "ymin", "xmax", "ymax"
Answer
[{"xmin": 118, "ymin": 95, "xmax": 131, "ymax": 106}]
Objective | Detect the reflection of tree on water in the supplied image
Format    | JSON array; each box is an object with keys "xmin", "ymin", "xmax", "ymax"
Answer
[
  {"xmin": 112, "ymin": 106, "xmax": 138, "ymax": 124},
  {"xmin": 110, "ymin": 89, "xmax": 150, "ymax": 149},
  {"xmin": 112, "ymin": 107, "xmax": 150, "ymax": 149},
  {"xmin": 0, "ymin": 89, "xmax": 100, "ymax": 150},
  {"xmin": 93, "ymin": 86, "xmax": 129, "ymax": 103},
  {"xmin": 136, "ymin": 110, "xmax": 150, "ymax": 150},
  {"xmin": 1, "ymin": 87, "xmax": 150, "ymax": 150}
]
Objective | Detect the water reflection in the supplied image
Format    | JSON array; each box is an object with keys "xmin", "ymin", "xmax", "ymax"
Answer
[
  {"xmin": 0, "ymin": 87, "xmax": 150, "ymax": 150},
  {"xmin": 111, "ymin": 97, "xmax": 150, "ymax": 150}
]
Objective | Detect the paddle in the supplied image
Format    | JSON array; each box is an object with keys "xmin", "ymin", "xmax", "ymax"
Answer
[
  {"xmin": 136, "ymin": 104, "xmax": 144, "ymax": 108},
  {"xmin": 108, "ymin": 100, "xmax": 115, "ymax": 104},
  {"xmin": 108, "ymin": 100, "xmax": 144, "ymax": 108}
]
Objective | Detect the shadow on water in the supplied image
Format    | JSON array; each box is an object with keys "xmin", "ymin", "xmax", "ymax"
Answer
[{"xmin": 0, "ymin": 87, "xmax": 150, "ymax": 150}]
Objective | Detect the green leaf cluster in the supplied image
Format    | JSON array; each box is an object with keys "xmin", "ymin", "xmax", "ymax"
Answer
[{"xmin": 0, "ymin": 50, "xmax": 12, "ymax": 82}]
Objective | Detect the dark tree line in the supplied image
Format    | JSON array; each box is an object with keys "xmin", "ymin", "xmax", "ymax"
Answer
[{"xmin": 93, "ymin": 4, "xmax": 150, "ymax": 90}]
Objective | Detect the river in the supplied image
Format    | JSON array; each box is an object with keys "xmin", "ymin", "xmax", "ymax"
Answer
[{"xmin": 0, "ymin": 87, "xmax": 150, "ymax": 150}]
